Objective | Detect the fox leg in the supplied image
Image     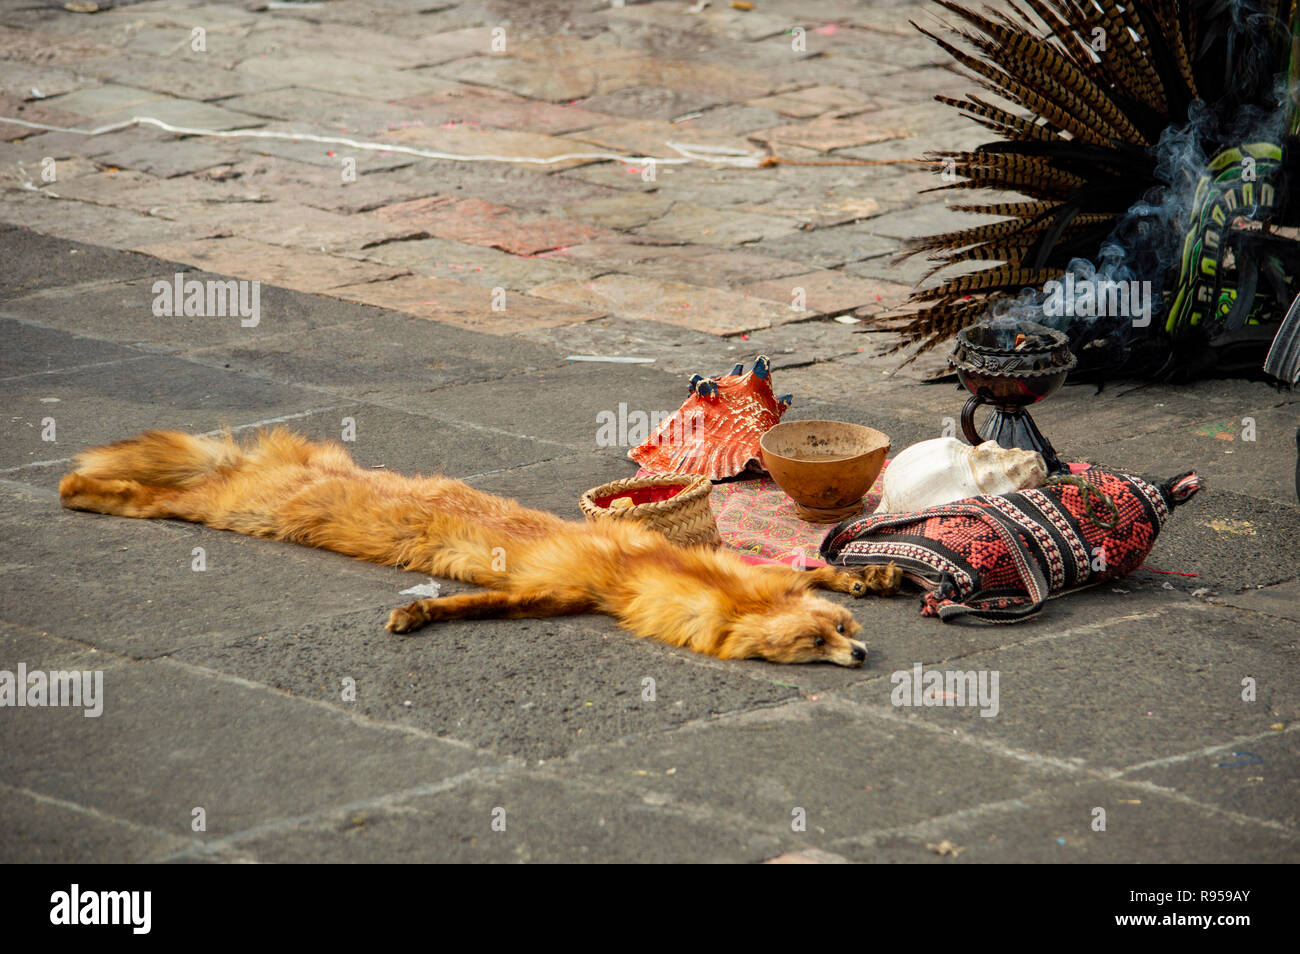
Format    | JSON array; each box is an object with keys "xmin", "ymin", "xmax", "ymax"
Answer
[
  {"xmin": 386, "ymin": 587, "xmax": 598, "ymax": 635},
  {"xmin": 59, "ymin": 472, "xmax": 197, "ymax": 520},
  {"xmin": 802, "ymin": 562, "xmax": 902, "ymax": 597}
]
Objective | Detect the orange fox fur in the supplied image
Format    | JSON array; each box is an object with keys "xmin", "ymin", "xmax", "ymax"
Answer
[{"xmin": 58, "ymin": 429, "xmax": 901, "ymax": 666}]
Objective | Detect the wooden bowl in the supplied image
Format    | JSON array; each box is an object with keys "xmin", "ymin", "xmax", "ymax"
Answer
[{"xmin": 760, "ymin": 420, "xmax": 890, "ymax": 523}]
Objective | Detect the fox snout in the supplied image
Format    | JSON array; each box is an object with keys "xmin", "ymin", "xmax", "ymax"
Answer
[{"xmin": 831, "ymin": 638, "xmax": 869, "ymax": 668}]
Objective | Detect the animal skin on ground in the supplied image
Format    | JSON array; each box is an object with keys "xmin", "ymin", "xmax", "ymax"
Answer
[{"xmin": 58, "ymin": 428, "xmax": 902, "ymax": 666}]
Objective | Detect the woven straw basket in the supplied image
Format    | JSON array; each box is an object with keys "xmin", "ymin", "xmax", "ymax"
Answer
[{"xmin": 579, "ymin": 474, "xmax": 721, "ymax": 549}]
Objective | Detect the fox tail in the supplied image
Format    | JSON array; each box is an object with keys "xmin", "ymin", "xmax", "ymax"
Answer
[{"xmin": 69, "ymin": 429, "xmax": 244, "ymax": 487}]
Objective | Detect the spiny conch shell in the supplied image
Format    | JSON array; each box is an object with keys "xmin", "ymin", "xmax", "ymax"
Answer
[
  {"xmin": 874, "ymin": 437, "xmax": 1047, "ymax": 514},
  {"xmin": 629, "ymin": 356, "xmax": 792, "ymax": 480}
]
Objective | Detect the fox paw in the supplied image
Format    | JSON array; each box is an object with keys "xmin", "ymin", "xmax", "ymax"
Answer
[
  {"xmin": 385, "ymin": 602, "xmax": 428, "ymax": 635},
  {"xmin": 841, "ymin": 563, "xmax": 902, "ymax": 597},
  {"xmin": 865, "ymin": 562, "xmax": 903, "ymax": 596}
]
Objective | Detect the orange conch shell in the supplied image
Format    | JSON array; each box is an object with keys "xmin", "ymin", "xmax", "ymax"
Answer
[{"xmin": 629, "ymin": 356, "xmax": 792, "ymax": 479}]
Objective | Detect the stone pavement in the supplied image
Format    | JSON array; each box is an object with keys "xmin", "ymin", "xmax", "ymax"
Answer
[{"xmin": 0, "ymin": 0, "xmax": 1297, "ymax": 863}]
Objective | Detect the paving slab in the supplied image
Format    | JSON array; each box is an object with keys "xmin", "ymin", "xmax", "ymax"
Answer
[
  {"xmin": 61, "ymin": 127, "xmax": 242, "ymax": 179},
  {"xmin": 1121, "ymin": 729, "xmax": 1300, "ymax": 831},
  {"xmin": 235, "ymin": 55, "xmax": 438, "ymax": 101},
  {"xmin": 673, "ymin": 103, "xmax": 789, "ymax": 136},
  {"xmin": 837, "ymin": 603, "xmax": 1300, "ymax": 773},
  {"xmin": 837, "ymin": 778, "xmax": 1300, "ymax": 863},
  {"xmin": 181, "ymin": 155, "xmax": 439, "ymax": 216},
  {"xmin": 0, "ymin": 478, "xmax": 424, "ymax": 657},
  {"xmin": 567, "ymin": 192, "xmax": 676, "ymax": 230},
  {"xmin": 376, "ymin": 360, "xmax": 688, "ymax": 455},
  {"xmin": 0, "ymin": 315, "xmax": 141, "ymax": 380},
  {"xmin": 359, "ymin": 236, "xmax": 591, "ymax": 290},
  {"xmin": 0, "ymin": 61, "xmax": 93, "ymax": 102},
  {"xmin": 70, "ymin": 55, "xmax": 276, "ymax": 103},
  {"xmin": 0, "ymin": 25, "xmax": 115, "ymax": 70},
  {"xmin": 0, "ymin": 93, "xmax": 85, "ymax": 144},
  {"xmin": 331, "ymin": 275, "xmax": 608, "ymax": 334},
  {"xmin": 381, "ymin": 123, "xmax": 600, "ymax": 172},
  {"xmin": 233, "ymin": 772, "xmax": 786, "ymax": 863},
  {"xmin": 211, "ymin": 122, "xmax": 416, "ymax": 172},
  {"xmin": 86, "ymin": 97, "xmax": 268, "ymax": 134},
  {"xmin": 749, "ymin": 85, "xmax": 879, "ymax": 119},
  {"xmin": 0, "ymin": 786, "xmax": 189, "ymax": 864},
  {"xmin": 42, "ymin": 83, "xmax": 168, "ymax": 120},
  {"xmin": 217, "ymin": 88, "xmax": 424, "ymax": 135},
  {"xmin": 0, "ymin": 190, "xmax": 195, "ymax": 251},
  {"xmin": 754, "ymin": 224, "xmax": 898, "ymax": 268},
  {"xmin": 0, "ymin": 653, "xmax": 493, "ymax": 845},
  {"xmin": 0, "ymin": 271, "xmax": 371, "ymax": 350},
  {"xmin": 177, "ymin": 196, "xmax": 423, "ymax": 252},
  {"xmin": 391, "ymin": 160, "xmax": 616, "ymax": 216},
  {"xmin": 429, "ymin": 56, "xmax": 607, "ymax": 103},
  {"xmin": 177, "ymin": 315, "xmax": 564, "ymax": 404},
  {"xmin": 565, "ymin": 119, "xmax": 754, "ymax": 160},
  {"xmin": 528, "ymin": 273, "xmax": 794, "ymax": 336},
  {"xmin": 135, "ymin": 236, "xmax": 405, "ymax": 295},
  {"xmin": 0, "ymin": 348, "xmax": 334, "ymax": 470},
  {"xmin": 0, "ymin": 230, "xmax": 163, "ymax": 300},
  {"xmin": 738, "ymin": 270, "xmax": 909, "ymax": 317},
  {"xmin": 367, "ymin": 195, "xmax": 621, "ymax": 256},
  {"xmin": 463, "ymin": 451, "xmax": 636, "ymax": 517},
  {"xmin": 396, "ymin": 85, "xmax": 617, "ymax": 135},
  {"xmin": 634, "ymin": 202, "xmax": 803, "ymax": 245},
  {"xmin": 560, "ymin": 702, "xmax": 1073, "ymax": 852},
  {"xmin": 750, "ymin": 115, "xmax": 912, "ymax": 153},
  {"xmin": 543, "ymin": 242, "xmax": 814, "ymax": 286},
  {"xmin": 1208, "ymin": 580, "xmax": 1300, "ymax": 623},
  {"xmin": 174, "ymin": 606, "xmax": 800, "ymax": 760},
  {"xmin": 578, "ymin": 85, "xmax": 722, "ymax": 122}
]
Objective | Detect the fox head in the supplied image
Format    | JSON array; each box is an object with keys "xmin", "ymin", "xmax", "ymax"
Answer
[{"xmin": 726, "ymin": 594, "xmax": 867, "ymax": 667}]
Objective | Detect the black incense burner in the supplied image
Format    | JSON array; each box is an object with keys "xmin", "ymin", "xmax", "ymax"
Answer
[{"xmin": 950, "ymin": 320, "xmax": 1076, "ymax": 475}]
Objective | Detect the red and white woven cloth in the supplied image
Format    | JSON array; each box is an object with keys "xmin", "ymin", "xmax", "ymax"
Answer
[{"xmin": 820, "ymin": 468, "xmax": 1203, "ymax": 623}]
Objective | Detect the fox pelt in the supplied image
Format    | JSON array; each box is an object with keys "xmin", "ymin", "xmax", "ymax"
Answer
[{"xmin": 58, "ymin": 428, "xmax": 902, "ymax": 666}]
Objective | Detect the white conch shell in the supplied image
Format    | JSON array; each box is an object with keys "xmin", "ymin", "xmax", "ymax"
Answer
[{"xmin": 874, "ymin": 437, "xmax": 1047, "ymax": 514}]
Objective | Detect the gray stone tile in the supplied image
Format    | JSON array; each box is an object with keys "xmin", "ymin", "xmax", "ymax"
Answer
[
  {"xmin": 0, "ymin": 316, "xmax": 140, "ymax": 379},
  {"xmin": 0, "ymin": 656, "xmax": 492, "ymax": 842},
  {"xmin": 754, "ymin": 225, "xmax": 897, "ymax": 268},
  {"xmin": 0, "ymin": 273, "xmax": 361, "ymax": 350},
  {"xmin": 0, "ymin": 352, "xmax": 328, "ymax": 470},
  {"xmin": 838, "ymin": 603, "xmax": 1300, "ymax": 773},
  {"xmin": 376, "ymin": 361, "xmax": 689, "ymax": 454},
  {"xmin": 463, "ymin": 452, "xmax": 637, "ymax": 517},
  {"xmin": 235, "ymin": 772, "xmax": 785, "ymax": 863},
  {"xmin": 0, "ymin": 786, "xmax": 188, "ymax": 864},
  {"xmin": 173, "ymin": 607, "xmax": 800, "ymax": 760},
  {"xmin": 837, "ymin": 778, "xmax": 1300, "ymax": 863},
  {"xmin": 1122, "ymin": 731, "xmax": 1300, "ymax": 832},
  {"xmin": 561, "ymin": 702, "xmax": 1072, "ymax": 851},
  {"xmin": 0, "ymin": 479, "xmax": 413, "ymax": 657},
  {"xmin": 179, "ymin": 310, "xmax": 567, "ymax": 400},
  {"xmin": 0, "ymin": 232, "xmax": 162, "ymax": 300}
]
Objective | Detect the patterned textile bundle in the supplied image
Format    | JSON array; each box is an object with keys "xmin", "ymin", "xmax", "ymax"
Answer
[{"xmin": 820, "ymin": 468, "xmax": 1202, "ymax": 623}]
